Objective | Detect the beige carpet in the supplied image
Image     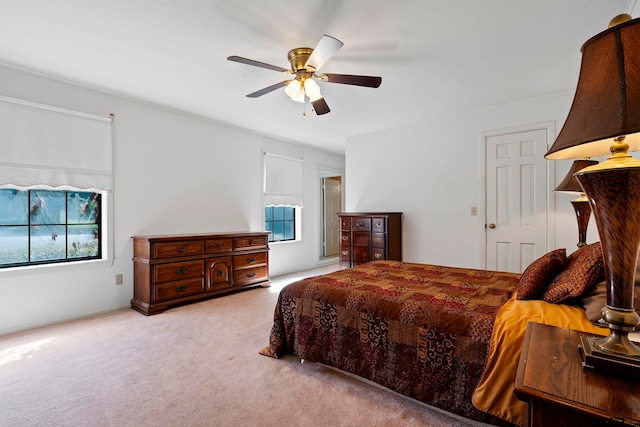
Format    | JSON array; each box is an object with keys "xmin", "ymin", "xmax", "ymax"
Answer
[{"xmin": 0, "ymin": 266, "xmax": 489, "ymax": 427}]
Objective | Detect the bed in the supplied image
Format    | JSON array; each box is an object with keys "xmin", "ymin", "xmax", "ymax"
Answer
[{"xmin": 261, "ymin": 242, "xmax": 621, "ymax": 426}]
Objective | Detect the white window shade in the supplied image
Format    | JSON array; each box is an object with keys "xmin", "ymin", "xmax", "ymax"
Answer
[
  {"xmin": 0, "ymin": 95, "xmax": 113, "ymax": 191},
  {"xmin": 263, "ymin": 152, "xmax": 304, "ymax": 207}
]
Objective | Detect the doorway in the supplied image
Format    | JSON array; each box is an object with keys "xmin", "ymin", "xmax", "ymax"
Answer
[
  {"xmin": 483, "ymin": 123, "xmax": 555, "ymax": 273},
  {"xmin": 319, "ymin": 169, "xmax": 342, "ymax": 259}
]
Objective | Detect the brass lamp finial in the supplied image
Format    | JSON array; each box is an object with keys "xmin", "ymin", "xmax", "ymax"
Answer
[{"xmin": 609, "ymin": 13, "xmax": 632, "ymax": 28}]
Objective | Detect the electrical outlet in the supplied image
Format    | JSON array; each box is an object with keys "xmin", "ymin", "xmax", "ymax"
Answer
[
  {"xmin": 471, "ymin": 206, "xmax": 478, "ymax": 216},
  {"xmin": 115, "ymin": 274, "xmax": 123, "ymax": 285}
]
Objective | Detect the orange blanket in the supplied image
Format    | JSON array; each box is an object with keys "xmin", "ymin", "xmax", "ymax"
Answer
[{"xmin": 471, "ymin": 295, "xmax": 607, "ymax": 426}]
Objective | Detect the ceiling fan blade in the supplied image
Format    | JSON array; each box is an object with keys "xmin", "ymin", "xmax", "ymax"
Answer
[
  {"xmin": 227, "ymin": 55, "xmax": 291, "ymax": 73},
  {"xmin": 246, "ymin": 80, "xmax": 292, "ymax": 98},
  {"xmin": 305, "ymin": 35, "xmax": 344, "ymax": 72},
  {"xmin": 322, "ymin": 73, "xmax": 382, "ymax": 88},
  {"xmin": 312, "ymin": 98, "xmax": 331, "ymax": 115}
]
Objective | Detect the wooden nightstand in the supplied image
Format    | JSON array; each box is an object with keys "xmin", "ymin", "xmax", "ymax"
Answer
[{"xmin": 514, "ymin": 322, "xmax": 640, "ymax": 426}]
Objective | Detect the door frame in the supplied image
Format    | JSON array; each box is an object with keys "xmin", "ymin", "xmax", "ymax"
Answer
[
  {"xmin": 480, "ymin": 121, "xmax": 557, "ymax": 269},
  {"xmin": 317, "ymin": 165, "xmax": 344, "ymax": 261}
]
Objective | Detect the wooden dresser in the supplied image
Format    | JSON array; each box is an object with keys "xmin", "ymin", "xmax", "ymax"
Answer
[
  {"xmin": 131, "ymin": 232, "xmax": 270, "ymax": 315},
  {"xmin": 514, "ymin": 322, "xmax": 640, "ymax": 426},
  {"xmin": 337, "ymin": 212, "xmax": 402, "ymax": 269}
]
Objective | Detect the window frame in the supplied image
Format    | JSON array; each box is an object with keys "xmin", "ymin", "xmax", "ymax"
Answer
[
  {"xmin": 264, "ymin": 205, "xmax": 297, "ymax": 243},
  {"xmin": 0, "ymin": 188, "xmax": 107, "ymax": 269}
]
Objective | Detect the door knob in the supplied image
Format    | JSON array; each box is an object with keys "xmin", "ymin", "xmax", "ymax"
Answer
[{"xmin": 488, "ymin": 223, "xmax": 496, "ymax": 229}]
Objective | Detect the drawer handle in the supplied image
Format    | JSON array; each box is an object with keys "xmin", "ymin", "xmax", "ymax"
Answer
[
  {"xmin": 175, "ymin": 267, "xmax": 189, "ymax": 274},
  {"xmin": 356, "ymin": 220, "xmax": 365, "ymax": 227},
  {"xmin": 177, "ymin": 246, "xmax": 185, "ymax": 253},
  {"xmin": 374, "ymin": 253, "xmax": 382, "ymax": 259},
  {"xmin": 175, "ymin": 285, "xmax": 188, "ymax": 292},
  {"xmin": 249, "ymin": 239, "xmax": 254, "ymax": 245},
  {"xmin": 248, "ymin": 257, "xmax": 256, "ymax": 264},
  {"xmin": 342, "ymin": 236, "xmax": 348, "ymax": 241},
  {"xmin": 217, "ymin": 270, "xmax": 224, "ymax": 277},
  {"xmin": 374, "ymin": 237, "xmax": 382, "ymax": 243},
  {"xmin": 216, "ymin": 243, "xmax": 223, "ymax": 248},
  {"xmin": 246, "ymin": 272, "xmax": 256, "ymax": 278},
  {"xmin": 342, "ymin": 250, "xmax": 349, "ymax": 255}
]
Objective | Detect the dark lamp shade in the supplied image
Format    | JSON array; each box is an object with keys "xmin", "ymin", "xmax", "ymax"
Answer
[
  {"xmin": 545, "ymin": 17, "xmax": 640, "ymax": 160},
  {"xmin": 554, "ymin": 159, "xmax": 599, "ymax": 192}
]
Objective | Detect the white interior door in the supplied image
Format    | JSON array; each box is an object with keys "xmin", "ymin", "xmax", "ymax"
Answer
[
  {"xmin": 323, "ymin": 177, "xmax": 341, "ymax": 257},
  {"xmin": 485, "ymin": 127, "xmax": 549, "ymax": 273}
]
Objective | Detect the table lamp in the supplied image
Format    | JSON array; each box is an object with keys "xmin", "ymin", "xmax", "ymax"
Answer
[
  {"xmin": 554, "ymin": 159, "xmax": 598, "ymax": 247},
  {"xmin": 545, "ymin": 14, "xmax": 640, "ymax": 376}
]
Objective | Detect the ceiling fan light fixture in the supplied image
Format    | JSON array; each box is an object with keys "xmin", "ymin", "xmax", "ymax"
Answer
[
  {"xmin": 284, "ymin": 78, "xmax": 322, "ymax": 103},
  {"xmin": 304, "ymin": 78, "xmax": 323, "ymax": 102},
  {"xmin": 285, "ymin": 80, "xmax": 305, "ymax": 103},
  {"xmin": 284, "ymin": 80, "xmax": 302, "ymax": 99}
]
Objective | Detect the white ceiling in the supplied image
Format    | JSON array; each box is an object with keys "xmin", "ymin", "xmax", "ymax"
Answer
[{"xmin": 0, "ymin": 1, "xmax": 636, "ymax": 154}]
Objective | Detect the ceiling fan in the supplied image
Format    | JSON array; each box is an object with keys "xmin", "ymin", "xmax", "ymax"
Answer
[{"xmin": 227, "ymin": 35, "xmax": 382, "ymax": 115}]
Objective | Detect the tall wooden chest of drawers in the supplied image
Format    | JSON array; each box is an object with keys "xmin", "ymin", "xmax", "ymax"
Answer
[
  {"xmin": 131, "ymin": 232, "xmax": 270, "ymax": 315},
  {"xmin": 337, "ymin": 212, "xmax": 402, "ymax": 269}
]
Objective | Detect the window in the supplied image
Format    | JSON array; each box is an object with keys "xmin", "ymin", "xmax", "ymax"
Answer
[
  {"xmin": 0, "ymin": 95, "xmax": 113, "ymax": 269},
  {"xmin": 263, "ymin": 152, "xmax": 304, "ymax": 243},
  {"xmin": 265, "ymin": 206, "xmax": 295, "ymax": 242},
  {"xmin": 0, "ymin": 189, "xmax": 102, "ymax": 268}
]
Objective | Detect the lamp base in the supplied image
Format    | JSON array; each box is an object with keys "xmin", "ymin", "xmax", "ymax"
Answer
[
  {"xmin": 580, "ymin": 334, "xmax": 640, "ymax": 378},
  {"xmin": 574, "ymin": 163, "xmax": 640, "ymax": 378},
  {"xmin": 570, "ymin": 197, "xmax": 590, "ymax": 248}
]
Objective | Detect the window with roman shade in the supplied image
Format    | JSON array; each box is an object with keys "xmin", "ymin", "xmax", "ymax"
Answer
[
  {"xmin": 263, "ymin": 152, "xmax": 303, "ymax": 242},
  {"xmin": 263, "ymin": 152, "xmax": 304, "ymax": 207},
  {"xmin": 0, "ymin": 95, "xmax": 113, "ymax": 268}
]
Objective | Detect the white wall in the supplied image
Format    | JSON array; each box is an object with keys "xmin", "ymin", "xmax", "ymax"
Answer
[
  {"xmin": 345, "ymin": 93, "xmax": 602, "ymax": 270},
  {"xmin": 0, "ymin": 64, "xmax": 344, "ymax": 334}
]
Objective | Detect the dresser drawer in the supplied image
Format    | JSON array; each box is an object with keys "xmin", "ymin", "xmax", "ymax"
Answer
[
  {"xmin": 340, "ymin": 216, "xmax": 351, "ymax": 230},
  {"xmin": 153, "ymin": 260, "xmax": 205, "ymax": 283},
  {"xmin": 372, "ymin": 217, "xmax": 386, "ymax": 232},
  {"xmin": 352, "ymin": 247, "xmax": 371, "ymax": 262},
  {"xmin": 352, "ymin": 231, "xmax": 371, "ymax": 247},
  {"xmin": 206, "ymin": 238, "xmax": 233, "ymax": 253},
  {"xmin": 352, "ymin": 217, "xmax": 371, "ymax": 231},
  {"xmin": 341, "ymin": 232, "xmax": 350, "ymax": 244},
  {"xmin": 372, "ymin": 232, "xmax": 386, "ymax": 248},
  {"xmin": 153, "ymin": 278, "xmax": 204, "ymax": 302},
  {"xmin": 234, "ymin": 251, "xmax": 267, "ymax": 269},
  {"xmin": 234, "ymin": 265, "xmax": 268, "ymax": 286},
  {"xmin": 152, "ymin": 240, "xmax": 204, "ymax": 259},
  {"xmin": 373, "ymin": 248, "xmax": 386, "ymax": 261},
  {"xmin": 234, "ymin": 236, "xmax": 268, "ymax": 250}
]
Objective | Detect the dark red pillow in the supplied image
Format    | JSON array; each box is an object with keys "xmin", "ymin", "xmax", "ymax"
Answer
[
  {"xmin": 517, "ymin": 248, "xmax": 567, "ymax": 300},
  {"xmin": 542, "ymin": 242, "xmax": 604, "ymax": 304}
]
